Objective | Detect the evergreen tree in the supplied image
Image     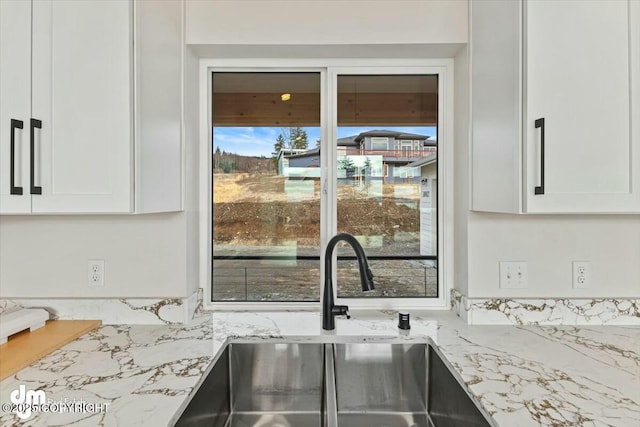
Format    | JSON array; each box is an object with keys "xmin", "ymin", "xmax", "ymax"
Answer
[
  {"xmin": 273, "ymin": 134, "xmax": 286, "ymax": 153},
  {"xmin": 288, "ymin": 127, "xmax": 309, "ymax": 149},
  {"xmin": 338, "ymin": 157, "xmax": 355, "ymax": 170},
  {"xmin": 272, "ymin": 134, "xmax": 286, "ymax": 172},
  {"xmin": 214, "ymin": 146, "xmax": 221, "ymax": 170},
  {"xmin": 273, "ymin": 127, "xmax": 309, "ymax": 150}
]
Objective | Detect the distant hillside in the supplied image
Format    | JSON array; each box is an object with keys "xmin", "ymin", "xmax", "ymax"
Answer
[{"xmin": 213, "ymin": 151, "xmax": 274, "ymax": 174}]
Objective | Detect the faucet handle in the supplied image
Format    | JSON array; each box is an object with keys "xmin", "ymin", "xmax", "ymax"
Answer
[{"xmin": 332, "ymin": 305, "xmax": 351, "ymax": 319}]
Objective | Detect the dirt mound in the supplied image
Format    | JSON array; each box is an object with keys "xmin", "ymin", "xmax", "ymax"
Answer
[
  {"xmin": 213, "ymin": 172, "xmax": 420, "ymax": 247},
  {"xmin": 214, "ymin": 199, "xmax": 418, "ymax": 246}
]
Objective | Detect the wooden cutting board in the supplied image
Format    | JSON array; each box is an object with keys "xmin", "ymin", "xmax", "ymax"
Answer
[{"xmin": 0, "ymin": 319, "xmax": 101, "ymax": 380}]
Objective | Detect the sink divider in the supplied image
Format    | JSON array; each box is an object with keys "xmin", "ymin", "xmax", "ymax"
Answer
[{"xmin": 323, "ymin": 343, "xmax": 339, "ymax": 427}]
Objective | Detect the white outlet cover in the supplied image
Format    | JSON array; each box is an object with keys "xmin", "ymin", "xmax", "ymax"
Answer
[
  {"xmin": 87, "ymin": 260, "xmax": 105, "ymax": 287},
  {"xmin": 572, "ymin": 261, "xmax": 590, "ymax": 289},
  {"xmin": 499, "ymin": 261, "xmax": 528, "ymax": 289}
]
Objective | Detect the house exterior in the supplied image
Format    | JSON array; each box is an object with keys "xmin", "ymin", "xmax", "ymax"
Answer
[
  {"xmin": 278, "ymin": 130, "xmax": 437, "ymax": 183},
  {"xmin": 283, "ymin": 147, "xmax": 321, "ymax": 179},
  {"xmin": 351, "ymin": 130, "xmax": 436, "ymax": 182},
  {"xmin": 276, "ymin": 148, "xmax": 308, "ymax": 176},
  {"xmin": 407, "ymin": 154, "xmax": 438, "ymax": 257}
]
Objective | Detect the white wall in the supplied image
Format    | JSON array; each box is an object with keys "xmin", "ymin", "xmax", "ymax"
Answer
[
  {"xmin": 0, "ymin": 214, "xmax": 189, "ymax": 298},
  {"xmin": 186, "ymin": 0, "xmax": 468, "ymax": 45},
  {"xmin": 467, "ymin": 213, "xmax": 640, "ymax": 298}
]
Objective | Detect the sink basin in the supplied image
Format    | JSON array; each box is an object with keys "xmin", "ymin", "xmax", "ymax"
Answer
[
  {"xmin": 172, "ymin": 339, "xmax": 494, "ymax": 427},
  {"xmin": 331, "ymin": 343, "xmax": 493, "ymax": 427},
  {"xmin": 331, "ymin": 343, "xmax": 429, "ymax": 427},
  {"xmin": 173, "ymin": 342, "xmax": 324, "ymax": 427}
]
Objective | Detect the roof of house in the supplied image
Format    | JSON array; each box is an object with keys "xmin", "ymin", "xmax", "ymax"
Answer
[
  {"xmin": 353, "ymin": 130, "xmax": 430, "ymax": 142},
  {"xmin": 276, "ymin": 148, "xmax": 307, "ymax": 160},
  {"xmin": 337, "ymin": 135, "xmax": 359, "ymax": 147},
  {"xmin": 407, "ymin": 153, "xmax": 437, "ymax": 168},
  {"xmin": 278, "ymin": 130, "xmax": 436, "ymax": 159},
  {"xmin": 286, "ymin": 147, "xmax": 320, "ymax": 159}
]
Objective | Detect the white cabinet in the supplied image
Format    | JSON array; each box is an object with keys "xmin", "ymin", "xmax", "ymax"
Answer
[
  {"xmin": 0, "ymin": 0, "xmax": 32, "ymax": 214},
  {"xmin": 0, "ymin": 0, "xmax": 183, "ymax": 214},
  {"xmin": 471, "ymin": 0, "xmax": 640, "ymax": 213}
]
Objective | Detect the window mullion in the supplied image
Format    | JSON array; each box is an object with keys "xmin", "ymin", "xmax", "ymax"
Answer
[{"xmin": 321, "ymin": 68, "xmax": 339, "ymax": 302}]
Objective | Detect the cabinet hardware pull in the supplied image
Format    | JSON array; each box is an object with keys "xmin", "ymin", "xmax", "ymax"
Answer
[
  {"xmin": 534, "ymin": 118, "xmax": 545, "ymax": 195},
  {"xmin": 30, "ymin": 118, "xmax": 42, "ymax": 195},
  {"xmin": 10, "ymin": 119, "xmax": 24, "ymax": 195}
]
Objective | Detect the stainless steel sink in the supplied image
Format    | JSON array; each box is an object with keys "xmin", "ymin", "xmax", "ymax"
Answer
[{"xmin": 172, "ymin": 340, "xmax": 494, "ymax": 427}]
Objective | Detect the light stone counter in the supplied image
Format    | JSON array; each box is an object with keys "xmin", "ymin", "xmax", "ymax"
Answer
[{"xmin": 0, "ymin": 310, "xmax": 638, "ymax": 426}]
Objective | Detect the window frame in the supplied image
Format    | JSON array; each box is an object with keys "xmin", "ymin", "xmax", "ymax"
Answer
[{"xmin": 199, "ymin": 59, "xmax": 454, "ymax": 311}]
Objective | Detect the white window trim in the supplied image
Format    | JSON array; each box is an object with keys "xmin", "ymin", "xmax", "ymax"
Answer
[{"xmin": 199, "ymin": 58, "xmax": 454, "ymax": 311}]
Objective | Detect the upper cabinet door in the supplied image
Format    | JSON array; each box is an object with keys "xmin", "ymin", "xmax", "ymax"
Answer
[
  {"xmin": 0, "ymin": 0, "xmax": 32, "ymax": 214},
  {"xmin": 30, "ymin": 0, "xmax": 133, "ymax": 213},
  {"xmin": 524, "ymin": 0, "xmax": 640, "ymax": 213},
  {"xmin": 471, "ymin": 0, "xmax": 640, "ymax": 214}
]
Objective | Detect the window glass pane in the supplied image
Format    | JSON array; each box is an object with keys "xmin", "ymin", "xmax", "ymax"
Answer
[
  {"xmin": 212, "ymin": 72, "xmax": 321, "ymax": 301},
  {"xmin": 370, "ymin": 137, "xmax": 389, "ymax": 150},
  {"xmin": 336, "ymin": 74, "xmax": 438, "ymax": 298}
]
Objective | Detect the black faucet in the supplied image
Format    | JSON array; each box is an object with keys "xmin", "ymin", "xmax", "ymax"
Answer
[{"xmin": 322, "ymin": 233, "xmax": 375, "ymax": 330}]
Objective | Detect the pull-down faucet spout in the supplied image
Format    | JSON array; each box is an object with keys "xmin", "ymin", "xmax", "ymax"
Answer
[{"xmin": 322, "ymin": 233, "xmax": 375, "ymax": 330}]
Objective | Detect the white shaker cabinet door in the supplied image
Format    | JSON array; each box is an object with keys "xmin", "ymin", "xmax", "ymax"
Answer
[
  {"xmin": 0, "ymin": 0, "xmax": 32, "ymax": 213},
  {"xmin": 524, "ymin": 0, "xmax": 640, "ymax": 213},
  {"xmin": 30, "ymin": 0, "xmax": 133, "ymax": 213}
]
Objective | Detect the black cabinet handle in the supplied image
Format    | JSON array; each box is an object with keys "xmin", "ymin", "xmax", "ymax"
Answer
[
  {"xmin": 10, "ymin": 119, "xmax": 24, "ymax": 195},
  {"xmin": 534, "ymin": 118, "xmax": 545, "ymax": 195},
  {"xmin": 30, "ymin": 118, "xmax": 42, "ymax": 195}
]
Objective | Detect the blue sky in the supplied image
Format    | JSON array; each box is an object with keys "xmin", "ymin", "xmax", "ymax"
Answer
[{"xmin": 213, "ymin": 126, "xmax": 437, "ymax": 157}]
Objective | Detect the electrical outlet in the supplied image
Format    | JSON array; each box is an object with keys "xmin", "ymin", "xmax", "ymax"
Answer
[
  {"xmin": 88, "ymin": 260, "xmax": 105, "ymax": 286},
  {"xmin": 499, "ymin": 261, "xmax": 528, "ymax": 288},
  {"xmin": 572, "ymin": 261, "xmax": 589, "ymax": 289}
]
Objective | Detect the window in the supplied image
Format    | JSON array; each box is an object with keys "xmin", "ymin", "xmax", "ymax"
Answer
[
  {"xmin": 370, "ymin": 137, "xmax": 389, "ymax": 150},
  {"xmin": 401, "ymin": 140, "xmax": 413, "ymax": 155},
  {"xmin": 335, "ymin": 74, "xmax": 437, "ymax": 299},
  {"xmin": 211, "ymin": 72, "xmax": 321, "ymax": 302},
  {"xmin": 203, "ymin": 62, "xmax": 451, "ymax": 309}
]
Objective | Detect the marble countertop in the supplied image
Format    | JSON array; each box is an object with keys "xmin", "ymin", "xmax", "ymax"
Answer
[{"xmin": 0, "ymin": 310, "xmax": 638, "ymax": 426}]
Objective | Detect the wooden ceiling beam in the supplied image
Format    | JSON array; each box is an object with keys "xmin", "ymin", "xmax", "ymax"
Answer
[{"xmin": 212, "ymin": 93, "xmax": 438, "ymax": 126}]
